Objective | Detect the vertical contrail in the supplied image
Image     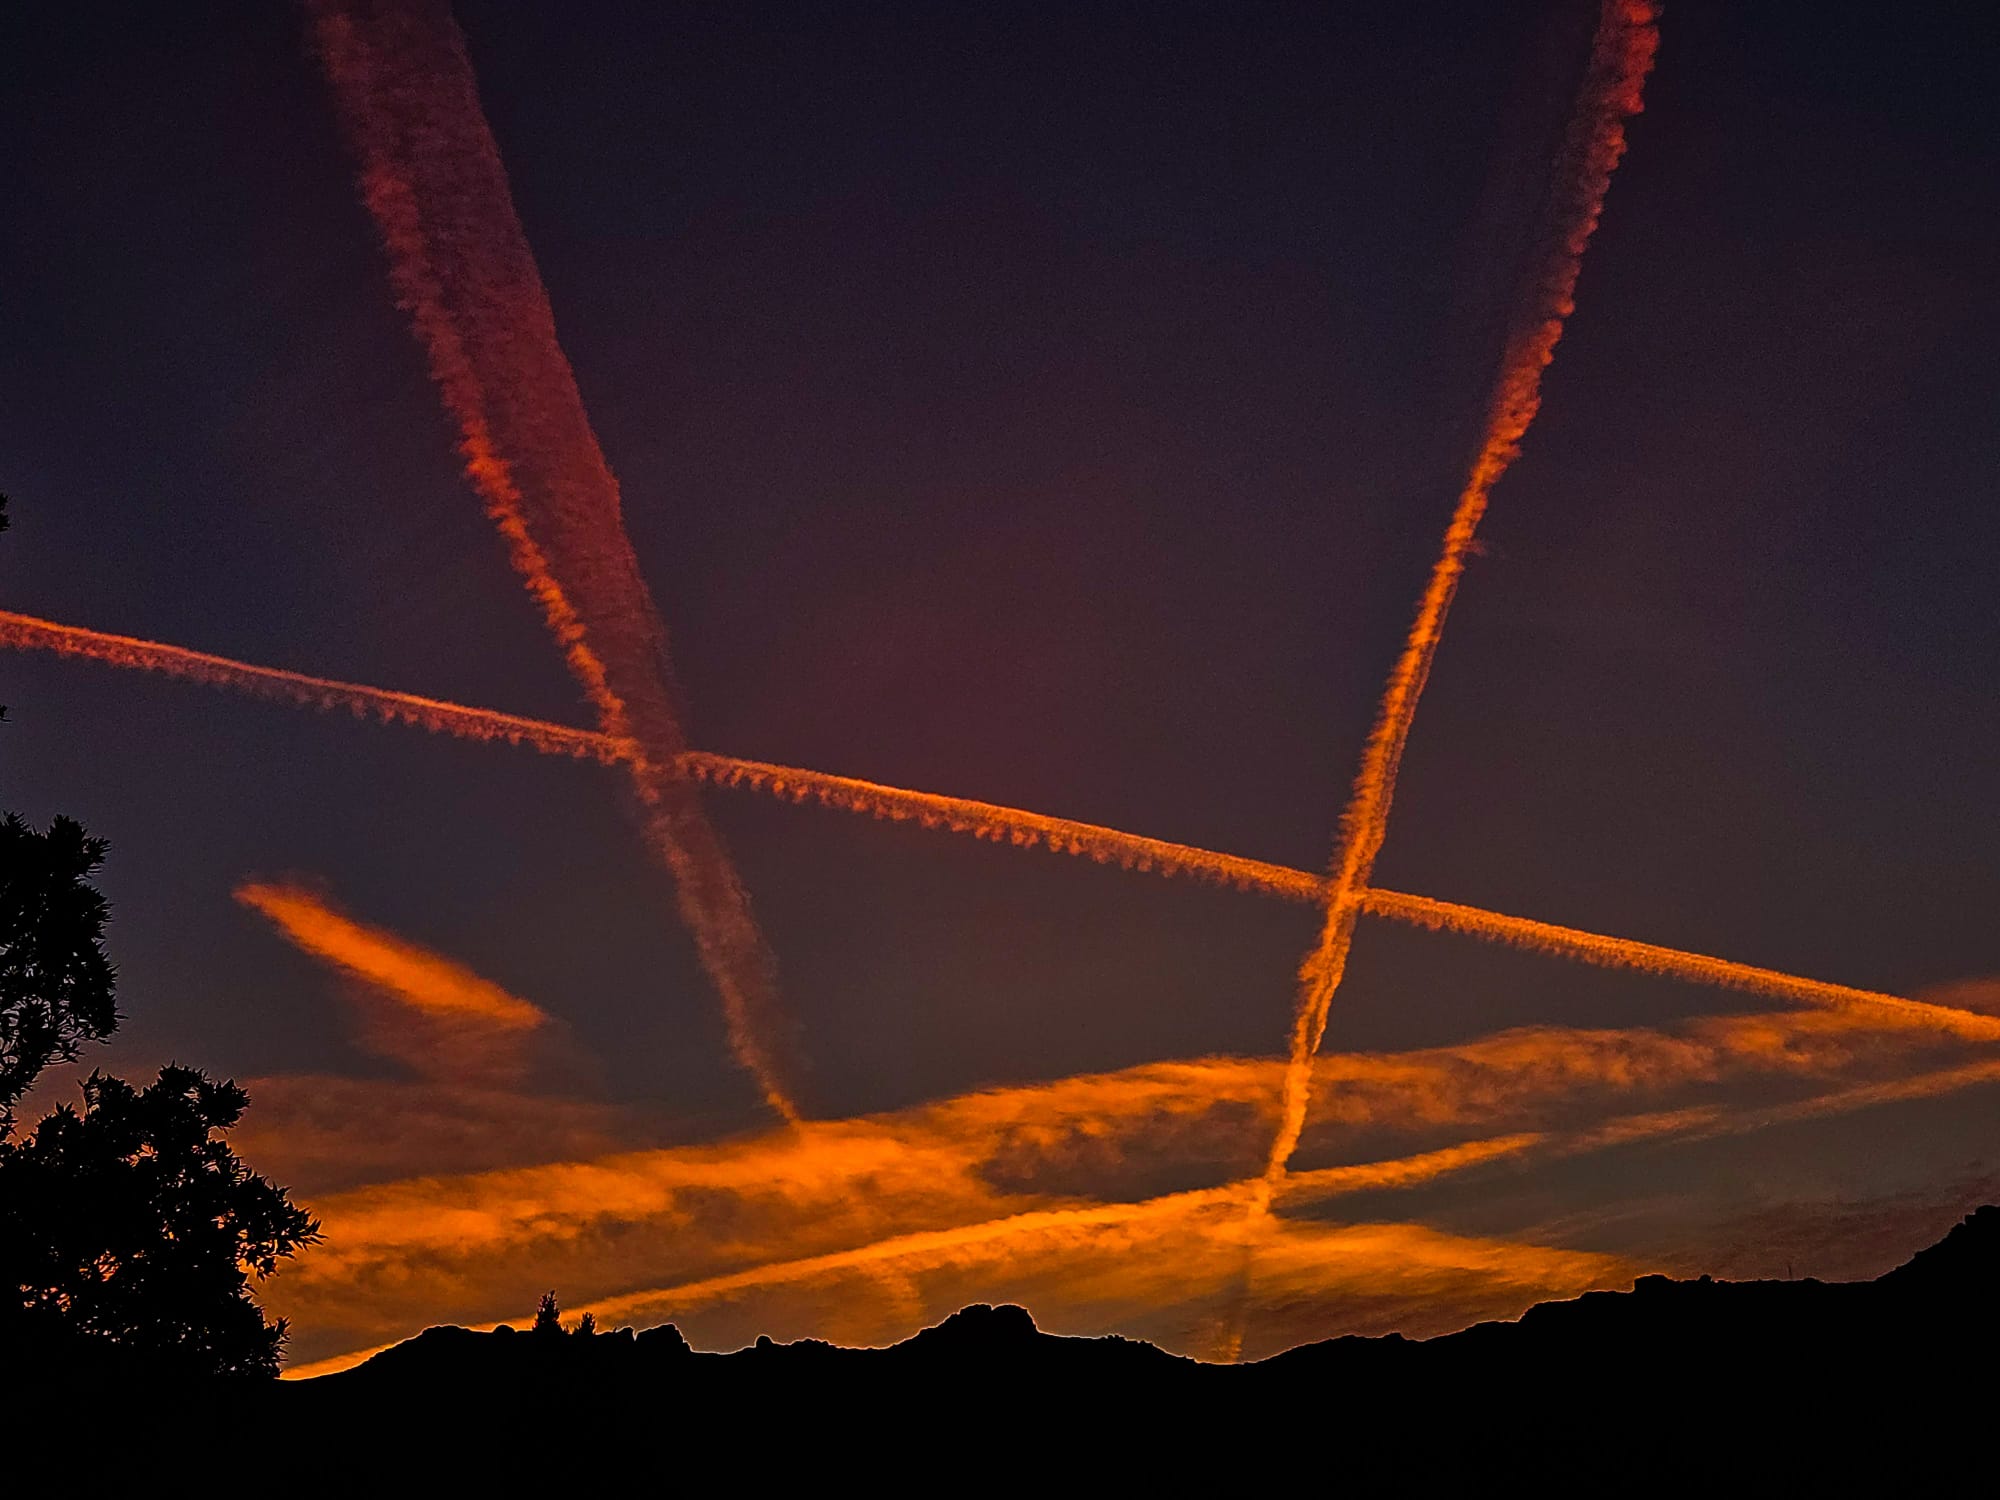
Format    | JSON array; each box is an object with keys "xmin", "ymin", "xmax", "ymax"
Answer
[
  {"xmin": 1261, "ymin": 2, "xmax": 1662, "ymax": 1197},
  {"xmin": 308, "ymin": 0, "xmax": 799, "ymax": 1119}
]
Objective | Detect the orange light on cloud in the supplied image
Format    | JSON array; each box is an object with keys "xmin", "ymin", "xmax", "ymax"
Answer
[
  {"xmin": 325, "ymin": 1175, "xmax": 1631, "ymax": 1368},
  {"xmin": 260, "ymin": 983, "xmax": 2000, "ymax": 1369},
  {"xmin": 236, "ymin": 881, "xmax": 544, "ymax": 1031},
  {"xmin": 280, "ymin": 1207, "xmax": 1630, "ymax": 1379},
  {"xmin": 284, "ymin": 1032, "xmax": 2000, "ymax": 1378}
]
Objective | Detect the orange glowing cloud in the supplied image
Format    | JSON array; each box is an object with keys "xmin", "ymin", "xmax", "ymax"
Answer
[
  {"xmin": 225, "ymin": 1073, "xmax": 633, "ymax": 1197},
  {"xmin": 578, "ymin": 1200, "xmax": 1632, "ymax": 1361},
  {"xmin": 237, "ymin": 882, "xmax": 544, "ymax": 1031},
  {"xmin": 280, "ymin": 1210, "xmax": 1631, "ymax": 1378},
  {"xmin": 235, "ymin": 881, "xmax": 562, "ymax": 1094}
]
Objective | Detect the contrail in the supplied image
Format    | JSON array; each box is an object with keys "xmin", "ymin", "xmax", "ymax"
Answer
[
  {"xmin": 675, "ymin": 752, "xmax": 1325, "ymax": 899},
  {"xmin": 308, "ymin": 0, "xmax": 799, "ymax": 1120},
  {"xmin": 281, "ymin": 1172, "xmax": 1601, "ymax": 1376},
  {"xmin": 685, "ymin": 758, "xmax": 1995, "ymax": 1037},
  {"xmin": 561, "ymin": 1129, "xmax": 1646, "ymax": 1335},
  {"xmin": 0, "ymin": 605, "xmax": 1312, "ymax": 887},
  {"xmin": 9, "ymin": 605, "xmax": 1984, "ymax": 1039},
  {"xmin": 1355, "ymin": 889, "xmax": 2000, "ymax": 1040},
  {"xmin": 0, "ymin": 609, "xmax": 629, "ymax": 762},
  {"xmin": 286, "ymin": 1036, "xmax": 2000, "ymax": 1373},
  {"xmin": 587, "ymin": 1045, "xmax": 2000, "ymax": 1347},
  {"xmin": 269, "ymin": 1004, "xmax": 1994, "ymax": 1276},
  {"xmin": 1262, "ymin": 1, "xmax": 1662, "ymax": 1198},
  {"xmin": 266, "ymin": 994, "xmax": 2000, "ymax": 1366},
  {"xmin": 577, "ymin": 1136, "xmax": 1547, "ymax": 1328}
]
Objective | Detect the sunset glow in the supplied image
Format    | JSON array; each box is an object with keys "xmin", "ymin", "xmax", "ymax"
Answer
[
  {"xmin": 256, "ymin": 987, "xmax": 2000, "ymax": 1369},
  {"xmin": 9, "ymin": 0, "xmax": 1991, "ymax": 1387}
]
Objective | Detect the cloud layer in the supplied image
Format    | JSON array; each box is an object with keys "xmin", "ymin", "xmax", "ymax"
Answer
[{"xmin": 254, "ymin": 973, "xmax": 2000, "ymax": 1370}]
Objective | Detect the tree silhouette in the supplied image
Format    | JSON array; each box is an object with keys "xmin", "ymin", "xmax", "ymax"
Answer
[
  {"xmin": 0, "ymin": 491, "xmax": 318, "ymax": 1377},
  {"xmin": 0, "ymin": 814, "xmax": 117, "ymax": 1132},
  {"xmin": 1, "ymin": 496, "xmax": 118, "ymax": 1127},
  {"xmin": 533, "ymin": 1290, "xmax": 564, "ymax": 1337},
  {"xmin": 0, "ymin": 490, "xmax": 8, "ymax": 719},
  {"xmin": 0, "ymin": 1066, "xmax": 321, "ymax": 1377}
]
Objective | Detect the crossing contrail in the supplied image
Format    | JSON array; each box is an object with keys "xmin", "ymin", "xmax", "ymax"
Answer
[
  {"xmin": 8, "ymin": 604, "xmax": 1982, "ymax": 1039},
  {"xmin": 1263, "ymin": 0, "xmax": 1663, "ymax": 1199},
  {"xmin": 675, "ymin": 752, "xmax": 1325, "ymax": 898},
  {"xmin": 309, "ymin": 0, "xmax": 799, "ymax": 1120}
]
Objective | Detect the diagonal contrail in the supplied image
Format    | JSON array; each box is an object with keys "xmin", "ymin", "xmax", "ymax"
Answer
[
  {"xmin": 0, "ymin": 608, "xmax": 628, "ymax": 762},
  {"xmin": 1261, "ymin": 0, "xmax": 1663, "ymax": 1200},
  {"xmin": 308, "ymin": 0, "xmax": 798, "ymax": 1118},
  {"xmin": 10, "ymin": 604, "xmax": 1985, "ymax": 1041}
]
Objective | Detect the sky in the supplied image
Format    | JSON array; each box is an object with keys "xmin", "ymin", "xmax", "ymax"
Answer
[{"xmin": 2, "ymin": 1, "xmax": 1997, "ymax": 1371}]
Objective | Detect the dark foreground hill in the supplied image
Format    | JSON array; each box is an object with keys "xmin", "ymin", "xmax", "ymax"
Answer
[
  {"xmin": 56, "ymin": 1208, "xmax": 2000, "ymax": 1485},
  {"xmin": 257, "ymin": 1208, "xmax": 1999, "ymax": 1481}
]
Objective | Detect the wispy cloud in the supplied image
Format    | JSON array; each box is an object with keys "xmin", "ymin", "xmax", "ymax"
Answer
[
  {"xmin": 263, "ymin": 987, "xmax": 1999, "ymax": 1367},
  {"xmin": 236, "ymin": 881, "xmax": 553, "ymax": 1088}
]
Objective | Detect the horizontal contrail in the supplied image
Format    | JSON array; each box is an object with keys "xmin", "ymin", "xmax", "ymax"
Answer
[
  {"xmin": 266, "ymin": 1001, "xmax": 1986, "ymax": 1272},
  {"xmin": 280, "ymin": 1175, "xmax": 1599, "ymax": 1378},
  {"xmin": 684, "ymin": 759, "xmax": 1998, "ymax": 1036},
  {"xmin": 6, "ymin": 605, "xmax": 1980, "ymax": 1038},
  {"xmin": 0, "ymin": 610, "xmax": 627, "ymax": 762}
]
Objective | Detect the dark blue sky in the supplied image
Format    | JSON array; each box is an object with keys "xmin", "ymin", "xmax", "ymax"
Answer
[{"xmin": 3, "ymin": 0, "xmax": 1995, "ymax": 1199}]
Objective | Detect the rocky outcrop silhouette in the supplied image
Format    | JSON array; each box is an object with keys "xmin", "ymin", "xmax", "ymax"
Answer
[{"xmin": 58, "ymin": 1208, "xmax": 2000, "ymax": 1483}]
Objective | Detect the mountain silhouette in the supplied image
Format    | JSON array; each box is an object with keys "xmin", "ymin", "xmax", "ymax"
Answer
[{"xmin": 48, "ymin": 1208, "xmax": 2000, "ymax": 1484}]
